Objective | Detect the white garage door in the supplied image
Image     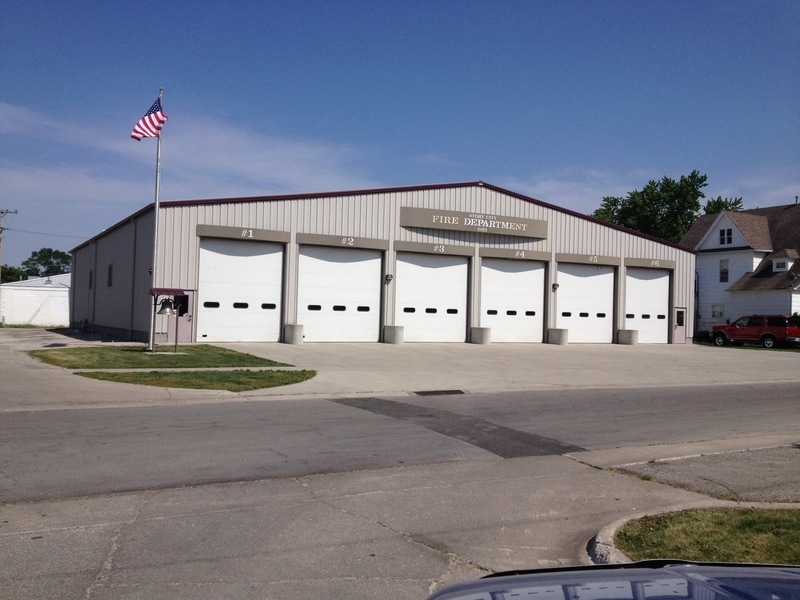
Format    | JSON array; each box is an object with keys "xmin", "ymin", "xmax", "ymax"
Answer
[
  {"xmin": 297, "ymin": 246, "xmax": 381, "ymax": 342},
  {"xmin": 480, "ymin": 258, "xmax": 545, "ymax": 342},
  {"xmin": 625, "ymin": 268, "xmax": 670, "ymax": 343},
  {"xmin": 556, "ymin": 263, "xmax": 614, "ymax": 343},
  {"xmin": 395, "ymin": 253, "xmax": 468, "ymax": 342},
  {"xmin": 197, "ymin": 238, "xmax": 283, "ymax": 342}
]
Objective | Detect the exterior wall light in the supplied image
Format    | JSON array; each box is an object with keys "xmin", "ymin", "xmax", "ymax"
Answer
[
  {"xmin": 552, "ymin": 283, "xmax": 559, "ymax": 291},
  {"xmin": 385, "ymin": 274, "xmax": 394, "ymax": 283}
]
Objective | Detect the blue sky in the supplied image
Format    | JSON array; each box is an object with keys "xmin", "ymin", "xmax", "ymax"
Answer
[{"xmin": 1, "ymin": 1, "xmax": 798, "ymax": 267}]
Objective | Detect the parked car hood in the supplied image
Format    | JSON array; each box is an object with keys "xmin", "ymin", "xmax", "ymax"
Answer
[{"xmin": 427, "ymin": 560, "xmax": 800, "ymax": 600}]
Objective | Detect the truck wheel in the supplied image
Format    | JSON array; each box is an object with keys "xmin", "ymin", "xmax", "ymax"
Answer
[
  {"xmin": 762, "ymin": 335, "xmax": 777, "ymax": 349},
  {"xmin": 713, "ymin": 333, "xmax": 727, "ymax": 347}
]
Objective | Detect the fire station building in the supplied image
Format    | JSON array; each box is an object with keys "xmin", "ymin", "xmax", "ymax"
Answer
[{"xmin": 70, "ymin": 181, "xmax": 695, "ymax": 345}]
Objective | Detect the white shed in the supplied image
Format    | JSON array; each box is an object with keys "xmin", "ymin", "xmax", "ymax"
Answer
[{"xmin": 0, "ymin": 273, "xmax": 71, "ymax": 327}]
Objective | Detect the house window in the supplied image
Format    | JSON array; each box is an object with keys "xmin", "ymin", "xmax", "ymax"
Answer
[
  {"xmin": 107, "ymin": 264, "xmax": 113, "ymax": 287},
  {"xmin": 719, "ymin": 228, "xmax": 732, "ymax": 245},
  {"xmin": 775, "ymin": 260, "xmax": 787, "ymax": 271},
  {"xmin": 712, "ymin": 304, "xmax": 725, "ymax": 318},
  {"xmin": 719, "ymin": 259, "xmax": 729, "ymax": 283}
]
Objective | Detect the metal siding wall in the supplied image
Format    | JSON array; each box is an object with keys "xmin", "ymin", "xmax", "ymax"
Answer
[
  {"xmin": 70, "ymin": 246, "xmax": 92, "ymax": 325},
  {"xmin": 92, "ymin": 222, "xmax": 136, "ymax": 332},
  {"xmin": 143, "ymin": 184, "xmax": 696, "ymax": 341},
  {"xmin": 131, "ymin": 213, "xmax": 154, "ymax": 336}
]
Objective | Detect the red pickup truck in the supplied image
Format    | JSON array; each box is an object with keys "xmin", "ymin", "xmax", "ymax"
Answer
[{"xmin": 711, "ymin": 315, "xmax": 800, "ymax": 348}]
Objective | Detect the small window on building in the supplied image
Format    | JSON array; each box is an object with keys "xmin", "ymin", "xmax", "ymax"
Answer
[
  {"xmin": 657, "ymin": 314, "xmax": 666, "ymax": 320},
  {"xmin": 308, "ymin": 305, "xmax": 322, "ymax": 311},
  {"xmin": 561, "ymin": 312, "xmax": 572, "ymax": 317},
  {"xmin": 525, "ymin": 311, "xmax": 536, "ymax": 316},
  {"xmin": 357, "ymin": 306, "xmax": 370, "ymax": 312},
  {"xmin": 233, "ymin": 302, "xmax": 249, "ymax": 309},
  {"xmin": 203, "ymin": 301, "xmax": 220, "ymax": 308},
  {"xmin": 712, "ymin": 304, "xmax": 725, "ymax": 318},
  {"xmin": 261, "ymin": 303, "xmax": 276, "ymax": 310},
  {"xmin": 597, "ymin": 313, "xmax": 606, "ymax": 318},
  {"xmin": 487, "ymin": 309, "xmax": 498, "ymax": 315},
  {"xmin": 506, "ymin": 310, "xmax": 517, "ymax": 316},
  {"xmin": 425, "ymin": 308, "xmax": 437, "ymax": 314},
  {"xmin": 446, "ymin": 308, "xmax": 458, "ymax": 314},
  {"xmin": 719, "ymin": 228, "xmax": 732, "ymax": 245},
  {"xmin": 333, "ymin": 305, "xmax": 346, "ymax": 311},
  {"xmin": 403, "ymin": 307, "xmax": 415, "ymax": 313},
  {"xmin": 774, "ymin": 260, "xmax": 787, "ymax": 271},
  {"xmin": 720, "ymin": 259, "xmax": 729, "ymax": 283},
  {"xmin": 642, "ymin": 314, "xmax": 651, "ymax": 319},
  {"xmin": 626, "ymin": 313, "xmax": 635, "ymax": 319},
  {"xmin": 107, "ymin": 264, "xmax": 113, "ymax": 287}
]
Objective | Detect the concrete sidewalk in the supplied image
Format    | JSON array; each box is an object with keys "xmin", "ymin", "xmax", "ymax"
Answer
[{"xmin": 3, "ymin": 327, "xmax": 800, "ymax": 410}]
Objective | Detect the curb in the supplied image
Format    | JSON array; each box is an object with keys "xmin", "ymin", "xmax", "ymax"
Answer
[{"xmin": 587, "ymin": 515, "xmax": 634, "ymax": 564}]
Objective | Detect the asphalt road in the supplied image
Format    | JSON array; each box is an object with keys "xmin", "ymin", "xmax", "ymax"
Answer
[
  {"xmin": 1, "ymin": 329, "xmax": 799, "ymax": 599},
  {"xmin": 2, "ymin": 382, "xmax": 797, "ymax": 503}
]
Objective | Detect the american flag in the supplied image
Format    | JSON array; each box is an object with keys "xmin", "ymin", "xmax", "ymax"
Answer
[{"xmin": 131, "ymin": 97, "xmax": 168, "ymax": 141}]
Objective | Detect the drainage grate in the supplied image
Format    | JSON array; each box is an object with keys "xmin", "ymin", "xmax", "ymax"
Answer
[{"xmin": 414, "ymin": 389, "xmax": 465, "ymax": 396}]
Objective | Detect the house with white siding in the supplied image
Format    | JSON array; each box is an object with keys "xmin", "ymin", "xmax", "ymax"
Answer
[{"xmin": 680, "ymin": 202, "xmax": 800, "ymax": 334}]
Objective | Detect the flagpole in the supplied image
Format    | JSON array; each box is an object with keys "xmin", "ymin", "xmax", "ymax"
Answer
[{"xmin": 147, "ymin": 88, "xmax": 164, "ymax": 352}]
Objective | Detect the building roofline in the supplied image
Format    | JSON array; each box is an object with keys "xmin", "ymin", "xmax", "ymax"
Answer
[{"xmin": 70, "ymin": 180, "xmax": 695, "ymax": 254}]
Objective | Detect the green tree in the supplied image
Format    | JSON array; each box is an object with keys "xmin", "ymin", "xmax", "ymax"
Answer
[
  {"xmin": 593, "ymin": 171, "xmax": 708, "ymax": 243},
  {"xmin": 1, "ymin": 265, "xmax": 28, "ymax": 284},
  {"xmin": 20, "ymin": 248, "xmax": 71, "ymax": 277},
  {"xmin": 704, "ymin": 195, "xmax": 743, "ymax": 214}
]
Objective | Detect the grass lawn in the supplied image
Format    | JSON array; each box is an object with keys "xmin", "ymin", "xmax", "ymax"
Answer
[
  {"xmin": 615, "ymin": 508, "xmax": 800, "ymax": 565},
  {"xmin": 79, "ymin": 369, "xmax": 316, "ymax": 392},
  {"xmin": 29, "ymin": 344, "xmax": 316, "ymax": 391},
  {"xmin": 29, "ymin": 344, "xmax": 287, "ymax": 369}
]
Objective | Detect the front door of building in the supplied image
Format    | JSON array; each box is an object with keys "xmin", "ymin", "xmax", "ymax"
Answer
[
  {"xmin": 167, "ymin": 293, "xmax": 194, "ymax": 344},
  {"xmin": 674, "ymin": 307, "xmax": 686, "ymax": 344}
]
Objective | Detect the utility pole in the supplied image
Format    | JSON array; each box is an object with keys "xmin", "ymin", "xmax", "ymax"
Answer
[
  {"xmin": 0, "ymin": 209, "xmax": 19, "ymax": 281},
  {"xmin": 0, "ymin": 209, "xmax": 19, "ymax": 324}
]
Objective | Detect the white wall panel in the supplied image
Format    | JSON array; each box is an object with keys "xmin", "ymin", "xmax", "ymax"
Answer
[
  {"xmin": 624, "ymin": 268, "xmax": 670, "ymax": 343},
  {"xmin": 556, "ymin": 264, "xmax": 614, "ymax": 343},
  {"xmin": 196, "ymin": 238, "xmax": 283, "ymax": 342},
  {"xmin": 480, "ymin": 258, "xmax": 545, "ymax": 342},
  {"xmin": 395, "ymin": 253, "xmax": 468, "ymax": 342},
  {"xmin": 297, "ymin": 246, "xmax": 381, "ymax": 342}
]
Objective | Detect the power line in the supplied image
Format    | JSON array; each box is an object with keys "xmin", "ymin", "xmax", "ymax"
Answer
[{"xmin": 4, "ymin": 227, "xmax": 88, "ymax": 240}]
